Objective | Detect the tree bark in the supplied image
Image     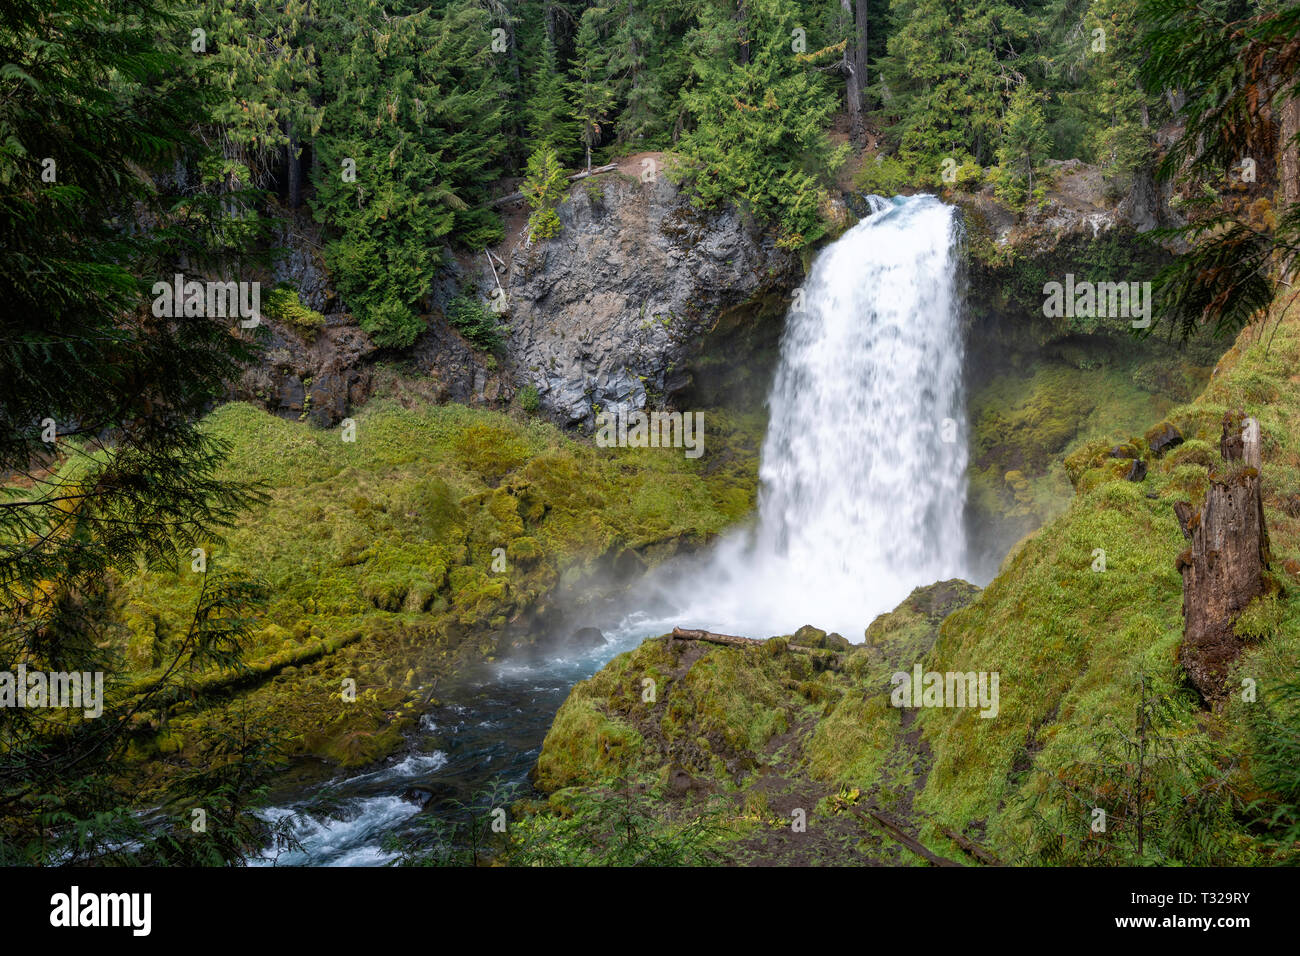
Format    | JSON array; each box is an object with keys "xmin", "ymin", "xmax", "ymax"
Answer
[
  {"xmin": 840, "ymin": 0, "xmax": 862, "ymax": 142},
  {"xmin": 1280, "ymin": 88, "xmax": 1299, "ymax": 280},
  {"xmin": 286, "ymin": 125, "xmax": 302, "ymax": 210},
  {"xmin": 1176, "ymin": 413, "xmax": 1271, "ymax": 702},
  {"xmin": 854, "ymin": 0, "xmax": 869, "ymax": 108},
  {"xmin": 736, "ymin": 0, "xmax": 749, "ymax": 66}
]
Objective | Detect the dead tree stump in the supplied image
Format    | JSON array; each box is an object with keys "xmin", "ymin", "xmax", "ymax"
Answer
[{"xmin": 1175, "ymin": 412, "xmax": 1271, "ymax": 702}]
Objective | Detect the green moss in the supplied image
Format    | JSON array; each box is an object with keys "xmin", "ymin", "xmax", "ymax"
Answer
[{"xmin": 108, "ymin": 392, "xmax": 762, "ymax": 785}]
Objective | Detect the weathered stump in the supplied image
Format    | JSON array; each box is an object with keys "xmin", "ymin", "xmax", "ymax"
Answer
[{"xmin": 1175, "ymin": 412, "xmax": 1271, "ymax": 702}]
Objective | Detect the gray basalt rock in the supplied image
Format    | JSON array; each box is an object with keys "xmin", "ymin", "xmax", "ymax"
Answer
[{"xmin": 503, "ymin": 172, "xmax": 800, "ymax": 425}]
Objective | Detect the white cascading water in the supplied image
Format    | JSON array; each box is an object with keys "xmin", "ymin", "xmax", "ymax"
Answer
[{"xmin": 639, "ymin": 194, "xmax": 970, "ymax": 639}]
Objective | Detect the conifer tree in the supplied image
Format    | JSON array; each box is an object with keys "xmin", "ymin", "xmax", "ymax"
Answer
[
  {"xmin": 0, "ymin": 0, "xmax": 278, "ymax": 863},
  {"xmin": 879, "ymin": 0, "xmax": 1038, "ymax": 172},
  {"xmin": 310, "ymin": 0, "xmax": 507, "ymax": 347},
  {"xmin": 201, "ymin": 0, "xmax": 323, "ymax": 207},
  {"xmin": 568, "ymin": 7, "xmax": 616, "ymax": 172}
]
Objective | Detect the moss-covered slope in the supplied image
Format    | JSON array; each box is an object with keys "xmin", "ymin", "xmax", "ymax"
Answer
[
  {"xmin": 108, "ymin": 395, "xmax": 764, "ymax": 787},
  {"xmin": 533, "ymin": 296, "xmax": 1300, "ymax": 866}
]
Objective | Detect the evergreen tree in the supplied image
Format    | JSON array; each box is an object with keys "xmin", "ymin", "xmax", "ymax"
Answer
[
  {"xmin": 677, "ymin": 0, "xmax": 848, "ymax": 248},
  {"xmin": 878, "ymin": 0, "xmax": 1039, "ymax": 173},
  {"xmin": 201, "ymin": 0, "xmax": 323, "ymax": 208},
  {"xmin": 568, "ymin": 7, "xmax": 617, "ymax": 172},
  {"xmin": 525, "ymin": 30, "xmax": 570, "ymax": 154},
  {"xmin": 310, "ymin": 0, "xmax": 507, "ymax": 348},
  {"xmin": 606, "ymin": 0, "xmax": 668, "ymax": 148},
  {"xmin": 1082, "ymin": 0, "xmax": 1153, "ymax": 188},
  {"xmin": 994, "ymin": 85, "xmax": 1051, "ymax": 208},
  {"xmin": 0, "ymin": 0, "xmax": 278, "ymax": 863}
]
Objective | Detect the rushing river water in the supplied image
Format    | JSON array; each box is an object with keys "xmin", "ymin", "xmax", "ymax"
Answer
[{"xmin": 258, "ymin": 194, "xmax": 970, "ymax": 865}]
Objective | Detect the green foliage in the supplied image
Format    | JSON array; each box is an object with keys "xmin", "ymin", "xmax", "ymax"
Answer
[
  {"xmin": 676, "ymin": 0, "xmax": 848, "ymax": 248},
  {"xmin": 568, "ymin": 7, "xmax": 617, "ymax": 172},
  {"xmin": 309, "ymin": 0, "xmax": 506, "ymax": 347},
  {"xmin": 519, "ymin": 384, "xmax": 541, "ymax": 413},
  {"xmin": 0, "ymin": 0, "xmax": 285, "ymax": 863},
  {"xmin": 198, "ymin": 0, "xmax": 322, "ymax": 197},
  {"xmin": 1139, "ymin": 0, "xmax": 1300, "ymax": 339},
  {"xmin": 994, "ymin": 86, "xmax": 1051, "ymax": 209},
  {"xmin": 522, "ymin": 145, "xmax": 568, "ymax": 242},
  {"xmin": 265, "ymin": 284, "xmax": 326, "ymax": 335},
  {"xmin": 853, "ymin": 154, "xmax": 912, "ymax": 195},
  {"xmin": 446, "ymin": 295, "xmax": 505, "ymax": 351},
  {"xmin": 512, "ymin": 779, "xmax": 728, "ymax": 866},
  {"xmin": 879, "ymin": 0, "xmax": 1037, "ymax": 171},
  {"xmin": 1025, "ymin": 674, "xmax": 1237, "ymax": 865},
  {"xmin": 1247, "ymin": 673, "xmax": 1300, "ymax": 850}
]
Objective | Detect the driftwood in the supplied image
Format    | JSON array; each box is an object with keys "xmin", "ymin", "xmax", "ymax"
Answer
[
  {"xmin": 938, "ymin": 825, "xmax": 1004, "ymax": 866},
  {"xmin": 670, "ymin": 627, "xmax": 764, "ymax": 648},
  {"xmin": 488, "ymin": 163, "xmax": 619, "ymax": 207},
  {"xmin": 1176, "ymin": 412, "xmax": 1271, "ymax": 701},
  {"xmin": 852, "ymin": 807, "xmax": 963, "ymax": 867},
  {"xmin": 669, "ymin": 626, "xmax": 843, "ymax": 657}
]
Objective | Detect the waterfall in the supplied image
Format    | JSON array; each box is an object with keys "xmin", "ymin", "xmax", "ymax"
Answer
[{"xmin": 655, "ymin": 194, "xmax": 969, "ymax": 639}]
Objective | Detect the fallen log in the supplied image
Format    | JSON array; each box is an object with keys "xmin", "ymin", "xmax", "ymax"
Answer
[
  {"xmin": 488, "ymin": 163, "xmax": 619, "ymax": 208},
  {"xmin": 852, "ymin": 807, "xmax": 963, "ymax": 867},
  {"xmin": 938, "ymin": 824, "xmax": 1004, "ymax": 866},
  {"xmin": 670, "ymin": 626, "xmax": 764, "ymax": 648},
  {"xmin": 669, "ymin": 626, "xmax": 843, "ymax": 658}
]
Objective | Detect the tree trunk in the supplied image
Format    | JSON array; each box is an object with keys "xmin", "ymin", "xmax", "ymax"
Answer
[
  {"xmin": 1280, "ymin": 88, "xmax": 1299, "ymax": 280},
  {"xmin": 841, "ymin": 0, "xmax": 862, "ymax": 142},
  {"xmin": 286, "ymin": 126, "xmax": 302, "ymax": 210},
  {"xmin": 1176, "ymin": 412, "xmax": 1271, "ymax": 702},
  {"xmin": 736, "ymin": 0, "xmax": 749, "ymax": 66},
  {"xmin": 854, "ymin": 0, "xmax": 869, "ymax": 109}
]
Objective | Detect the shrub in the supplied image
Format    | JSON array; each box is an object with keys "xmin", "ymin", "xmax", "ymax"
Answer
[
  {"xmin": 446, "ymin": 295, "xmax": 504, "ymax": 351},
  {"xmin": 854, "ymin": 154, "xmax": 911, "ymax": 196},
  {"xmin": 265, "ymin": 285, "xmax": 326, "ymax": 337},
  {"xmin": 523, "ymin": 146, "xmax": 567, "ymax": 242},
  {"xmin": 361, "ymin": 296, "xmax": 426, "ymax": 349},
  {"xmin": 519, "ymin": 384, "xmax": 540, "ymax": 413}
]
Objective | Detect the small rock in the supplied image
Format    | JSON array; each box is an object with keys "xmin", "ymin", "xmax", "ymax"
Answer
[
  {"xmin": 568, "ymin": 627, "xmax": 606, "ymax": 651},
  {"xmin": 1145, "ymin": 421, "xmax": 1184, "ymax": 458}
]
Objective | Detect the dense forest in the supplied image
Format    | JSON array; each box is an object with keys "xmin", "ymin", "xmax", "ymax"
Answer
[{"xmin": 3, "ymin": 0, "xmax": 1300, "ymax": 876}]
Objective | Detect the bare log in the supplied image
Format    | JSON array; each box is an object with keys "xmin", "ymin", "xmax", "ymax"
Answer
[
  {"xmin": 670, "ymin": 626, "xmax": 764, "ymax": 648},
  {"xmin": 852, "ymin": 808, "xmax": 963, "ymax": 867},
  {"xmin": 669, "ymin": 627, "xmax": 845, "ymax": 659},
  {"xmin": 488, "ymin": 163, "xmax": 619, "ymax": 208},
  {"xmin": 938, "ymin": 824, "xmax": 1004, "ymax": 866}
]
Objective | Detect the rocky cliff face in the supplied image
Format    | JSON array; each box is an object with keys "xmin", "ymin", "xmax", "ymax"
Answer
[
  {"xmin": 234, "ymin": 174, "xmax": 800, "ymax": 427},
  {"xmin": 501, "ymin": 171, "xmax": 800, "ymax": 425}
]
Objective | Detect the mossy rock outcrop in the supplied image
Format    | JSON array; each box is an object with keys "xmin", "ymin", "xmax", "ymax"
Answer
[{"xmin": 531, "ymin": 580, "xmax": 982, "ymax": 865}]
